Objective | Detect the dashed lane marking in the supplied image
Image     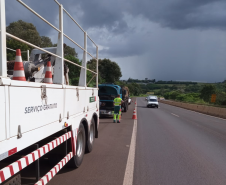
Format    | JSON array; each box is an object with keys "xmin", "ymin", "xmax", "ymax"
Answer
[{"xmin": 171, "ymin": 113, "xmax": 179, "ymax": 117}]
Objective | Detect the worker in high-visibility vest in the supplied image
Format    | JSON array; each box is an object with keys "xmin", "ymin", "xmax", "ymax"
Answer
[{"xmin": 113, "ymin": 94, "xmax": 124, "ymax": 123}]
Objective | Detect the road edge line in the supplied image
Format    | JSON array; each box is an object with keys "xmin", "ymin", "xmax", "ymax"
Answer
[{"xmin": 123, "ymin": 99, "xmax": 137, "ymax": 185}]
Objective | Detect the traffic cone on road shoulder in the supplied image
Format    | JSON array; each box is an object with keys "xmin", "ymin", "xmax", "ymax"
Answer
[
  {"xmin": 132, "ymin": 109, "xmax": 137, "ymax": 119},
  {"xmin": 12, "ymin": 49, "xmax": 26, "ymax": 81},
  {"xmin": 44, "ymin": 61, "xmax": 53, "ymax": 84},
  {"xmin": 119, "ymin": 108, "xmax": 122, "ymax": 120}
]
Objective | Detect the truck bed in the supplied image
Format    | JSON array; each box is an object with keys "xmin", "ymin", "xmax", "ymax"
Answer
[{"xmin": 0, "ymin": 80, "xmax": 98, "ymax": 161}]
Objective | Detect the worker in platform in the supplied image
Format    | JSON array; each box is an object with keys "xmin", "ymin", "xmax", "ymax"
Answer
[{"xmin": 113, "ymin": 94, "xmax": 124, "ymax": 123}]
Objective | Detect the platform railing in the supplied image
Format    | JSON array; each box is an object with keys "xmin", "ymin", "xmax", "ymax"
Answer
[{"xmin": 0, "ymin": 0, "xmax": 98, "ymax": 87}]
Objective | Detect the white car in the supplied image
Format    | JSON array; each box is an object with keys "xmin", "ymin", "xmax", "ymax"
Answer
[
  {"xmin": 128, "ymin": 97, "xmax": 132, "ymax": 105},
  {"xmin": 147, "ymin": 96, "xmax": 159, "ymax": 108}
]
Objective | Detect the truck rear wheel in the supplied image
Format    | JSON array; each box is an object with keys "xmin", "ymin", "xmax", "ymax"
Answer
[
  {"xmin": 85, "ymin": 118, "xmax": 95, "ymax": 153},
  {"xmin": 124, "ymin": 103, "xmax": 128, "ymax": 112},
  {"xmin": 67, "ymin": 124, "xmax": 85, "ymax": 168}
]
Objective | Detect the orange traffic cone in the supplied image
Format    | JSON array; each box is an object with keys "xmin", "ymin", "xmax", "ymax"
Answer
[
  {"xmin": 132, "ymin": 109, "xmax": 137, "ymax": 119},
  {"xmin": 13, "ymin": 49, "xmax": 26, "ymax": 81},
  {"xmin": 119, "ymin": 108, "xmax": 122, "ymax": 120},
  {"xmin": 44, "ymin": 61, "xmax": 53, "ymax": 84}
]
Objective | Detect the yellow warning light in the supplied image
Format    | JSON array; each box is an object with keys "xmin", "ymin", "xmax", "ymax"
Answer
[{"xmin": 64, "ymin": 122, "xmax": 68, "ymax": 127}]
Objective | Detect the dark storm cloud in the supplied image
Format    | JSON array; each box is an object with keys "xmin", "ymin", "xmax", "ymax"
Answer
[
  {"xmin": 6, "ymin": 0, "xmax": 59, "ymax": 36},
  {"xmin": 59, "ymin": 0, "xmax": 226, "ymax": 30},
  {"xmin": 144, "ymin": 0, "xmax": 226, "ymax": 30},
  {"xmin": 6, "ymin": 0, "xmax": 226, "ymax": 39},
  {"xmin": 4, "ymin": 0, "xmax": 226, "ymax": 82},
  {"xmin": 58, "ymin": 0, "xmax": 128, "ymax": 32}
]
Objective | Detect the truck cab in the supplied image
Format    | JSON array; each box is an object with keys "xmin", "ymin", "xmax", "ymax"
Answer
[
  {"xmin": 98, "ymin": 84, "xmax": 129, "ymax": 116},
  {"xmin": 98, "ymin": 84, "xmax": 121, "ymax": 116}
]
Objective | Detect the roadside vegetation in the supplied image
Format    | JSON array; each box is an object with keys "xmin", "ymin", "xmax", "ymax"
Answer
[{"xmin": 121, "ymin": 78, "xmax": 226, "ymax": 107}]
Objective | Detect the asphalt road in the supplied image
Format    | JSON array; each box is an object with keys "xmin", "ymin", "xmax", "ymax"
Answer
[
  {"xmin": 19, "ymin": 99, "xmax": 135, "ymax": 185},
  {"xmin": 16, "ymin": 96, "xmax": 226, "ymax": 185},
  {"xmin": 134, "ymin": 97, "xmax": 226, "ymax": 185}
]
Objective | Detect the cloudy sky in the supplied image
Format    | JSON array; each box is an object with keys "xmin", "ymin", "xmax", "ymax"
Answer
[{"xmin": 5, "ymin": 0, "xmax": 226, "ymax": 82}]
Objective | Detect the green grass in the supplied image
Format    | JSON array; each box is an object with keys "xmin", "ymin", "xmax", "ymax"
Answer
[{"xmin": 167, "ymin": 99, "xmax": 226, "ymax": 108}]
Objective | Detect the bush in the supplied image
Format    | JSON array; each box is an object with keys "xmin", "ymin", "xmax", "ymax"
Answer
[
  {"xmin": 169, "ymin": 91, "xmax": 181, "ymax": 99},
  {"xmin": 200, "ymin": 84, "xmax": 216, "ymax": 102},
  {"xmin": 175, "ymin": 94, "xmax": 186, "ymax": 101}
]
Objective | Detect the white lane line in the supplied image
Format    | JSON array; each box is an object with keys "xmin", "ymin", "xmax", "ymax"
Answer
[
  {"xmin": 123, "ymin": 104, "xmax": 137, "ymax": 185},
  {"xmin": 171, "ymin": 113, "xmax": 179, "ymax": 117}
]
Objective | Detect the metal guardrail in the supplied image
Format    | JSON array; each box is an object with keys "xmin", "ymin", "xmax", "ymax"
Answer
[{"xmin": 0, "ymin": 0, "xmax": 98, "ymax": 86}]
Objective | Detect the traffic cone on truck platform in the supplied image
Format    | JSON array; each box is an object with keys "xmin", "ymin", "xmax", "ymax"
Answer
[
  {"xmin": 44, "ymin": 61, "xmax": 53, "ymax": 84},
  {"xmin": 132, "ymin": 109, "xmax": 137, "ymax": 119},
  {"xmin": 12, "ymin": 49, "xmax": 26, "ymax": 81}
]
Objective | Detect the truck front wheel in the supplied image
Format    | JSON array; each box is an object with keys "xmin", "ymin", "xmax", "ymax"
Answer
[{"xmin": 68, "ymin": 124, "xmax": 86, "ymax": 168}]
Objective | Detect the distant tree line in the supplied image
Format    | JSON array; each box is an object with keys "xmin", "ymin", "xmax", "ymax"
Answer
[
  {"xmin": 127, "ymin": 78, "xmax": 156, "ymax": 83},
  {"xmin": 125, "ymin": 78, "xmax": 198, "ymax": 85},
  {"xmin": 155, "ymin": 80, "xmax": 197, "ymax": 85}
]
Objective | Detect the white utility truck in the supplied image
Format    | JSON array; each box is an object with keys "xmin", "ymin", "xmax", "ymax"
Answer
[{"xmin": 0, "ymin": 0, "xmax": 99, "ymax": 184}]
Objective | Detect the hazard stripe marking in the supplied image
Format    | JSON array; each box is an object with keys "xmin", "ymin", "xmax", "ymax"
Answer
[
  {"xmin": 0, "ymin": 170, "xmax": 5, "ymax": 182},
  {"xmin": 50, "ymin": 171, "xmax": 53, "ymax": 178},
  {"xmin": 17, "ymin": 160, "xmax": 22, "ymax": 171},
  {"xmin": 0, "ymin": 132, "xmax": 71, "ymax": 184},
  {"xmin": 24, "ymin": 156, "xmax": 29, "ymax": 166},
  {"xmin": 32, "ymin": 153, "xmax": 35, "ymax": 162},
  {"xmin": 8, "ymin": 165, "xmax": 14, "ymax": 176},
  {"xmin": 48, "ymin": 144, "xmax": 50, "ymax": 152},
  {"xmin": 38, "ymin": 150, "xmax": 41, "ymax": 158},
  {"xmin": 35, "ymin": 152, "xmax": 73, "ymax": 185},
  {"xmin": 43, "ymin": 147, "xmax": 46, "ymax": 154}
]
